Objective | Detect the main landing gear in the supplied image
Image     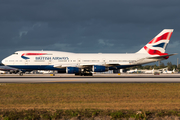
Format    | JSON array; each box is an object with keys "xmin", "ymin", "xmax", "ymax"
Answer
[
  {"xmin": 75, "ymin": 72, "xmax": 93, "ymax": 76},
  {"xmin": 83, "ymin": 73, "xmax": 93, "ymax": 76}
]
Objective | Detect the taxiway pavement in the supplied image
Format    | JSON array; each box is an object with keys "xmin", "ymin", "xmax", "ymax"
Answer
[{"xmin": 0, "ymin": 74, "xmax": 180, "ymax": 83}]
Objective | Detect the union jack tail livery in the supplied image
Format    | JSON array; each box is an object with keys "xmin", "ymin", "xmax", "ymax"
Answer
[{"xmin": 137, "ymin": 29, "xmax": 173, "ymax": 56}]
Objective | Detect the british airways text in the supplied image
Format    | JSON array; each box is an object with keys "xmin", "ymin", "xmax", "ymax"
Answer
[{"xmin": 35, "ymin": 57, "xmax": 69, "ymax": 60}]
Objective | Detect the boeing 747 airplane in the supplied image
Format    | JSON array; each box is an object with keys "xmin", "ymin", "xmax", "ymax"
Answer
[{"xmin": 1, "ymin": 29, "xmax": 176, "ymax": 76}]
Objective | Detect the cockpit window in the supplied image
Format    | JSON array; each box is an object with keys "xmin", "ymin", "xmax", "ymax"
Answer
[{"xmin": 13, "ymin": 53, "xmax": 18, "ymax": 55}]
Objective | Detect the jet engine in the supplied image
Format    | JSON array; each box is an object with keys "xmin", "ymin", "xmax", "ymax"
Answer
[
  {"xmin": 92, "ymin": 65, "xmax": 109, "ymax": 72},
  {"xmin": 66, "ymin": 67, "xmax": 81, "ymax": 74}
]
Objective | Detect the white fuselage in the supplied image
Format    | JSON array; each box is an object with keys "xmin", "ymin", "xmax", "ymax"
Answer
[{"xmin": 1, "ymin": 51, "xmax": 160, "ymax": 71}]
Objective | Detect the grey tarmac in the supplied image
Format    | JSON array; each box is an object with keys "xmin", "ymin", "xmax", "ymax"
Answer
[{"xmin": 0, "ymin": 73, "xmax": 180, "ymax": 83}]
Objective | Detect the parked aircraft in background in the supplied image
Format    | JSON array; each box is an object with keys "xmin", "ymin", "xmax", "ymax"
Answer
[
  {"xmin": 37, "ymin": 70, "xmax": 54, "ymax": 74},
  {"xmin": 1, "ymin": 29, "xmax": 176, "ymax": 76},
  {"xmin": 129, "ymin": 67, "xmax": 176, "ymax": 74},
  {"xmin": 127, "ymin": 68, "xmax": 156, "ymax": 74},
  {"xmin": 144, "ymin": 69, "xmax": 154, "ymax": 74},
  {"xmin": 127, "ymin": 69, "xmax": 137, "ymax": 74},
  {"xmin": 0, "ymin": 70, "xmax": 5, "ymax": 74},
  {"xmin": 161, "ymin": 68, "xmax": 175, "ymax": 74}
]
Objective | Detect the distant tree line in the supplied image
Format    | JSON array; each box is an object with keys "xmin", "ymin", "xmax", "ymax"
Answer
[{"xmin": 128, "ymin": 62, "xmax": 179, "ymax": 71}]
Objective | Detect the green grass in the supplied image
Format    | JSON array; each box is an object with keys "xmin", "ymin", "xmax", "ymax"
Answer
[
  {"xmin": 1, "ymin": 83, "xmax": 180, "ymax": 110},
  {"xmin": 1, "ymin": 109, "xmax": 180, "ymax": 119}
]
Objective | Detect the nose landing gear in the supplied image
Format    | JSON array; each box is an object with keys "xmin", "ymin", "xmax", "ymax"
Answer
[{"xmin": 19, "ymin": 72, "xmax": 23, "ymax": 76}]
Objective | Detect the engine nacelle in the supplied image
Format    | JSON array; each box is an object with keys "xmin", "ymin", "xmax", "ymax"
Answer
[
  {"xmin": 92, "ymin": 65, "xmax": 109, "ymax": 72},
  {"xmin": 66, "ymin": 67, "xmax": 80, "ymax": 74}
]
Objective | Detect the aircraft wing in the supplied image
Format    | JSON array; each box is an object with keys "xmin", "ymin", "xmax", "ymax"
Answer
[
  {"xmin": 53, "ymin": 53, "xmax": 177, "ymax": 69},
  {"xmin": 53, "ymin": 62, "xmax": 124, "ymax": 69},
  {"xmin": 54, "ymin": 64, "xmax": 79, "ymax": 68},
  {"xmin": 80, "ymin": 63, "xmax": 127, "ymax": 67},
  {"xmin": 105, "ymin": 62, "xmax": 129, "ymax": 65},
  {"xmin": 54, "ymin": 63, "xmax": 103, "ymax": 68}
]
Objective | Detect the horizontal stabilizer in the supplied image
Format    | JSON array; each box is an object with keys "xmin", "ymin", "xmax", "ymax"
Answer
[{"xmin": 146, "ymin": 53, "xmax": 177, "ymax": 59}]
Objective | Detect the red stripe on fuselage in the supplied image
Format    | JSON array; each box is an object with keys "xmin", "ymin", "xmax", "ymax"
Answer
[{"xmin": 21, "ymin": 53, "xmax": 47, "ymax": 56}]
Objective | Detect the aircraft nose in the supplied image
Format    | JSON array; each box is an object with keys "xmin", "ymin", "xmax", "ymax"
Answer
[{"xmin": 1, "ymin": 59, "xmax": 6, "ymax": 65}]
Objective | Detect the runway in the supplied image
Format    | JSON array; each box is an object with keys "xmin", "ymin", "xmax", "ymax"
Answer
[{"xmin": 0, "ymin": 74, "xmax": 180, "ymax": 83}]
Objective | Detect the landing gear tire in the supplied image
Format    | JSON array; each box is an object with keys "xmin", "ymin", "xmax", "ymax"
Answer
[
  {"xmin": 84, "ymin": 73, "xmax": 93, "ymax": 76},
  {"xmin": 89, "ymin": 73, "xmax": 93, "ymax": 76},
  {"xmin": 75, "ymin": 73, "xmax": 83, "ymax": 76},
  {"xmin": 75, "ymin": 73, "xmax": 80, "ymax": 76},
  {"xmin": 75, "ymin": 73, "xmax": 92, "ymax": 76},
  {"xmin": 19, "ymin": 72, "xmax": 23, "ymax": 76}
]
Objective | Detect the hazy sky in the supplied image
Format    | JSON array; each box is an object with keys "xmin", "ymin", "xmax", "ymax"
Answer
[{"xmin": 0, "ymin": 0, "xmax": 180, "ymax": 64}]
